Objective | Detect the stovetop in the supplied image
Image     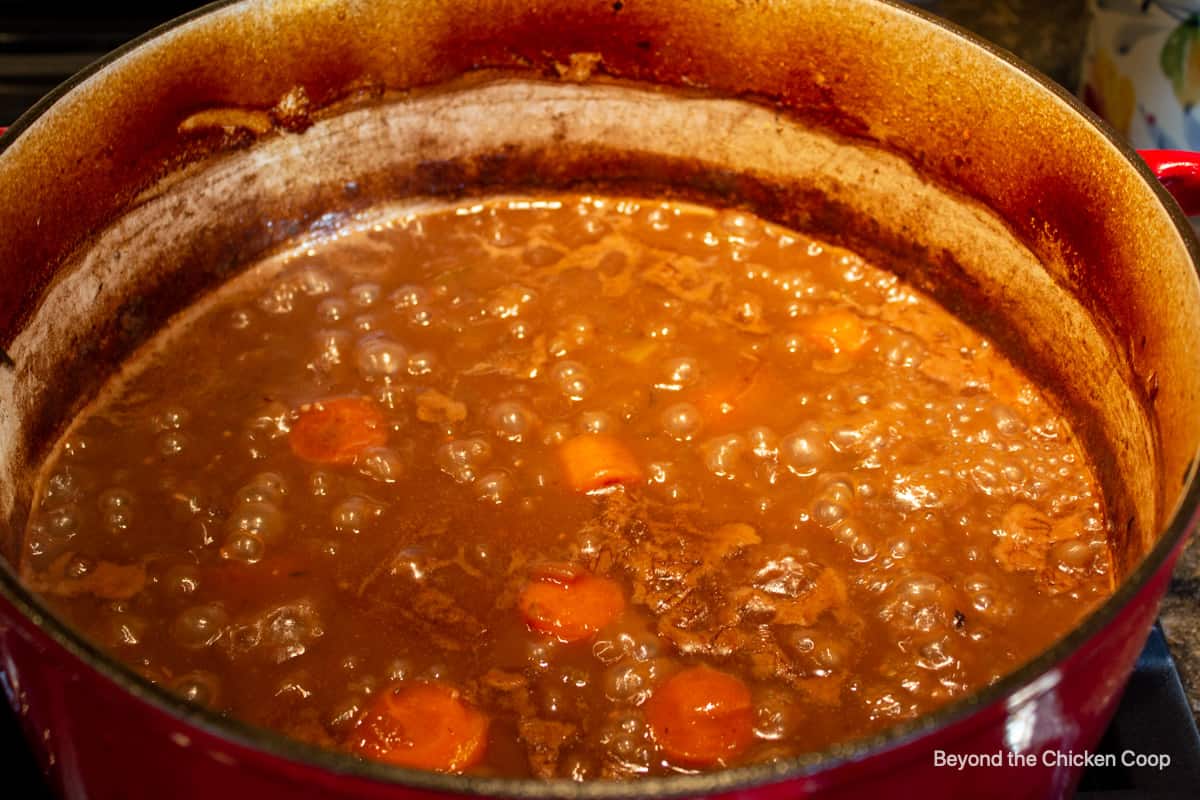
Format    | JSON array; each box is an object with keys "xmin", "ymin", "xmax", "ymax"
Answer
[
  {"xmin": 0, "ymin": 2, "xmax": 199, "ymax": 125},
  {"xmin": 1, "ymin": 5, "xmax": 1199, "ymax": 798},
  {"xmin": 1075, "ymin": 625, "xmax": 1200, "ymax": 797}
]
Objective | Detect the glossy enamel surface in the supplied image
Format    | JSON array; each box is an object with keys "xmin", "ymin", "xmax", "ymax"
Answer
[{"xmin": 0, "ymin": 1, "xmax": 1197, "ymax": 798}]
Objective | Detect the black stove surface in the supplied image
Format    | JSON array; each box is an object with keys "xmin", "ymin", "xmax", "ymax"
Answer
[
  {"xmin": 1, "ymin": 5, "xmax": 1200, "ymax": 798},
  {"xmin": 0, "ymin": 2, "xmax": 200, "ymax": 125},
  {"xmin": 1076, "ymin": 625, "xmax": 1200, "ymax": 798}
]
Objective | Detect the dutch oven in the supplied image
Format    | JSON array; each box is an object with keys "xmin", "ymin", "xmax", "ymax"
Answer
[{"xmin": 2, "ymin": 1, "xmax": 1200, "ymax": 798}]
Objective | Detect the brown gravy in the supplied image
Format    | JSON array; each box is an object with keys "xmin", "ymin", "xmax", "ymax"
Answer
[{"xmin": 23, "ymin": 195, "xmax": 1112, "ymax": 778}]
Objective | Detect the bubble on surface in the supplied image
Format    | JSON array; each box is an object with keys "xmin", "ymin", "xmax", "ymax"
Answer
[
  {"xmin": 436, "ymin": 438, "xmax": 493, "ymax": 484},
  {"xmin": 349, "ymin": 283, "xmax": 381, "ymax": 308},
  {"xmin": 358, "ymin": 447, "xmax": 404, "ymax": 484},
  {"xmin": 226, "ymin": 501, "xmax": 285, "ymax": 544},
  {"xmin": 661, "ymin": 402, "xmax": 703, "ymax": 441},
  {"xmin": 657, "ymin": 357, "xmax": 699, "ymax": 391},
  {"xmin": 173, "ymin": 604, "xmax": 230, "ymax": 649},
  {"xmin": 355, "ymin": 336, "xmax": 408, "ymax": 378},
  {"xmin": 702, "ymin": 434, "xmax": 748, "ymax": 479},
  {"xmin": 475, "ymin": 471, "xmax": 514, "ymax": 504},
  {"xmin": 332, "ymin": 496, "xmax": 385, "ymax": 534},
  {"xmin": 391, "ymin": 285, "xmax": 428, "ymax": 309},
  {"xmin": 489, "ymin": 401, "xmax": 536, "ymax": 442},
  {"xmin": 779, "ymin": 425, "xmax": 830, "ymax": 477}
]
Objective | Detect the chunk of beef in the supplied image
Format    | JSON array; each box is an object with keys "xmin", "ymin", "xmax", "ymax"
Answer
[
  {"xmin": 518, "ymin": 718, "xmax": 579, "ymax": 778},
  {"xmin": 28, "ymin": 552, "xmax": 146, "ymax": 600}
]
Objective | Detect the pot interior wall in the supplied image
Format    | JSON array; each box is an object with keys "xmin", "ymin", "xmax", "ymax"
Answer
[
  {"xmin": 0, "ymin": 73, "xmax": 1189, "ymax": 585},
  {"xmin": 1, "ymin": 0, "xmax": 1198, "ymax": 645}
]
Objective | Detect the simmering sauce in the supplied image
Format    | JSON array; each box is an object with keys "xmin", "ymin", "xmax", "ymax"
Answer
[{"xmin": 23, "ymin": 196, "xmax": 1113, "ymax": 778}]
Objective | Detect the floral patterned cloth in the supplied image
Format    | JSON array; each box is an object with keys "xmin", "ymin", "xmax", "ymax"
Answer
[{"xmin": 1082, "ymin": 1, "xmax": 1200, "ymax": 148}]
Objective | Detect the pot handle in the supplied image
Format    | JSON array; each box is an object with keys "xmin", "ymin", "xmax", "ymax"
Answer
[{"xmin": 1140, "ymin": 149, "xmax": 1200, "ymax": 216}]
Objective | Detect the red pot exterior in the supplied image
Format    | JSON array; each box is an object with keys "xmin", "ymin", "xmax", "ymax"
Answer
[
  {"xmin": 0, "ymin": 533, "xmax": 1188, "ymax": 800},
  {"xmin": 1140, "ymin": 150, "xmax": 1200, "ymax": 215}
]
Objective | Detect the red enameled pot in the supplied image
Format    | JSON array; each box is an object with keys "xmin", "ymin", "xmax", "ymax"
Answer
[{"xmin": 3, "ymin": 1, "xmax": 1200, "ymax": 798}]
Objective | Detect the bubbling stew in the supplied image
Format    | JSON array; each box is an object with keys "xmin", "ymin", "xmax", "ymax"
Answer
[{"xmin": 23, "ymin": 195, "xmax": 1114, "ymax": 778}]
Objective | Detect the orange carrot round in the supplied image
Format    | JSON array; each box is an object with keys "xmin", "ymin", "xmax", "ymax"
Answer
[
  {"xmin": 518, "ymin": 572, "xmax": 625, "ymax": 642},
  {"xmin": 289, "ymin": 396, "xmax": 387, "ymax": 464},
  {"xmin": 351, "ymin": 682, "xmax": 488, "ymax": 773},
  {"xmin": 800, "ymin": 309, "xmax": 870, "ymax": 355},
  {"xmin": 559, "ymin": 434, "xmax": 643, "ymax": 492},
  {"xmin": 695, "ymin": 364, "xmax": 765, "ymax": 425},
  {"xmin": 645, "ymin": 665, "xmax": 754, "ymax": 767}
]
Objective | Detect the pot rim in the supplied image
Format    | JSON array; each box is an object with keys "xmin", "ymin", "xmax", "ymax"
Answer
[{"xmin": 1, "ymin": 1, "xmax": 1198, "ymax": 797}]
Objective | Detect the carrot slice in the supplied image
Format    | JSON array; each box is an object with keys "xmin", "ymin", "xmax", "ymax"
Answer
[
  {"xmin": 695, "ymin": 359, "xmax": 766, "ymax": 425},
  {"xmin": 352, "ymin": 682, "xmax": 488, "ymax": 773},
  {"xmin": 289, "ymin": 396, "xmax": 387, "ymax": 464},
  {"xmin": 645, "ymin": 665, "xmax": 754, "ymax": 767},
  {"xmin": 518, "ymin": 572, "xmax": 625, "ymax": 642},
  {"xmin": 799, "ymin": 310, "xmax": 870, "ymax": 355},
  {"xmin": 559, "ymin": 434, "xmax": 643, "ymax": 492}
]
